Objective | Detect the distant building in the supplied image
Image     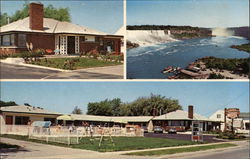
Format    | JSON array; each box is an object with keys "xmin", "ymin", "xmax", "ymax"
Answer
[
  {"xmin": 239, "ymin": 112, "xmax": 250, "ymax": 130},
  {"xmin": 153, "ymin": 106, "xmax": 220, "ymax": 132},
  {"xmin": 209, "ymin": 109, "xmax": 250, "ymax": 132}
]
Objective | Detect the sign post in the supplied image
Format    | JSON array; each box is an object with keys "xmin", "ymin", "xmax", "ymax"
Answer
[
  {"xmin": 192, "ymin": 121, "xmax": 203, "ymax": 142},
  {"xmin": 225, "ymin": 108, "xmax": 240, "ymax": 133}
]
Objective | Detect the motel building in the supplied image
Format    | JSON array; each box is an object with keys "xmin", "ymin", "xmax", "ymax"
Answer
[
  {"xmin": 57, "ymin": 114, "xmax": 153, "ymax": 130},
  {"xmin": 1, "ymin": 105, "xmax": 222, "ymax": 136},
  {"xmin": 152, "ymin": 106, "xmax": 221, "ymax": 132},
  {"xmin": 0, "ymin": 3, "xmax": 123, "ymax": 55},
  {"xmin": 0, "ymin": 105, "xmax": 61, "ymax": 135},
  {"xmin": 209, "ymin": 109, "xmax": 250, "ymax": 133}
]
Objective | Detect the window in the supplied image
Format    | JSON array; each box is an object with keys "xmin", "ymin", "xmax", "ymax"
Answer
[
  {"xmin": 80, "ymin": 36, "xmax": 85, "ymax": 42},
  {"xmin": 85, "ymin": 36, "xmax": 95, "ymax": 42},
  {"xmin": 15, "ymin": 116, "xmax": 29, "ymax": 125},
  {"xmin": 18, "ymin": 34, "xmax": 26, "ymax": 47},
  {"xmin": 217, "ymin": 114, "xmax": 221, "ymax": 119},
  {"xmin": 2, "ymin": 34, "xmax": 14, "ymax": 46},
  {"xmin": 5, "ymin": 116, "xmax": 13, "ymax": 125},
  {"xmin": 95, "ymin": 37, "xmax": 100, "ymax": 42}
]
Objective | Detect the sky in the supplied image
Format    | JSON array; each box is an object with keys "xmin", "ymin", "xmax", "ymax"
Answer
[
  {"xmin": 127, "ymin": 0, "xmax": 249, "ymax": 28},
  {"xmin": 0, "ymin": 0, "xmax": 124, "ymax": 34},
  {"xmin": 0, "ymin": 81, "xmax": 249, "ymax": 117}
]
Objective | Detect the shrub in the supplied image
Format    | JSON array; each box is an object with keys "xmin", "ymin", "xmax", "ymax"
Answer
[{"xmin": 217, "ymin": 131, "xmax": 246, "ymax": 140}]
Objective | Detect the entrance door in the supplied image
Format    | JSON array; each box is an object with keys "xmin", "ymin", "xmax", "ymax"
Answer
[
  {"xmin": 5, "ymin": 116, "xmax": 13, "ymax": 125},
  {"xmin": 67, "ymin": 36, "xmax": 75, "ymax": 54}
]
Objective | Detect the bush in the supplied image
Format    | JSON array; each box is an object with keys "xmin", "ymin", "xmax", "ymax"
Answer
[{"xmin": 217, "ymin": 131, "xmax": 246, "ymax": 140}]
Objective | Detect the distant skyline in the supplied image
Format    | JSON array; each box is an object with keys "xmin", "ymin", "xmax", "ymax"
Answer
[
  {"xmin": 1, "ymin": 0, "xmax": 123, "ymax": 34},
  {"xmin": 0, "ymin": 82, "xmax": 249, "ymax": 117},
  {"xmin": 127, "ymin": 0, "xmax": 249, "ymax": 28}
]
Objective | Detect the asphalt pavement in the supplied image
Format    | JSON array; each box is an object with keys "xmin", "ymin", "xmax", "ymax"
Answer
[{"xmin": 0, "ymin": 62, "xmax": 123, "ymax": 79}]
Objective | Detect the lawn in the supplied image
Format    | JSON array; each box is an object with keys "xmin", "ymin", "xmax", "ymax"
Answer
[
  {"xmin": 0, "ymin": 134, "xmax": 195, "ymax": 152},
  {"xmin": 125, "ymin": 143, "xmax": 237, "ymax": 156},
  {"xmin": 73, "ymin": 136, "xmax": 195, "ymax": 152},
  {"xmin": 29, "ymin": 57, "xmax": 122, "ymax": 70}
]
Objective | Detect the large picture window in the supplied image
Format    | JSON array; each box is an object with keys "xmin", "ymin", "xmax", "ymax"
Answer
[
  {"xmin": 15, "ymin": 116, "xmax": 29, "ymax": 125},
  {"xmin": 2, "ymin": 34, "xmax": 15, "ymax": 46},
  {"xmin": 18, "ymin": 34, "xmax": 26, "ymax": 47}
]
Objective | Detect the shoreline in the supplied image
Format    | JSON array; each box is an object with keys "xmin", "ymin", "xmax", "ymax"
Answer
[{"xmin": 164, "ymin": 56, "xmax": 249, "ymax": 79}]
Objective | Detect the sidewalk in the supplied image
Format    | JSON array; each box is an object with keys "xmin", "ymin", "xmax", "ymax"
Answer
[{"xmin": 1, "ymin": 58, "xmax": 124, "ymax": 76}]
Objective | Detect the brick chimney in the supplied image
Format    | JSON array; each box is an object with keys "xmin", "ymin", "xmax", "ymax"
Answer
[
  {"xmin": 29, "ymin": 3, "xmax": 44, "ymax": 30},
  {"xmin": 188, "ymin": 105, "xmax": 194, "ymax": 119}
]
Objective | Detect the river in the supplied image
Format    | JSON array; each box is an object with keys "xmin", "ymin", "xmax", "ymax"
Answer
[{"xmin": 127, "ymin": 36, "xmax": 249, "ymax": 79}]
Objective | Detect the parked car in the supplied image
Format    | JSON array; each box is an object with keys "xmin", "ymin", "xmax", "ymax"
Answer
[
  {"xmin": 168, "ymin": 128, "xmax": 177, "ymax": 134},
  {"xmin": 153, "ymin": 126, "xmax": 164, "ymax": 133},
  {"xmin": 142, "ymin": 126, "xmax": 148, "ymax": 133}
]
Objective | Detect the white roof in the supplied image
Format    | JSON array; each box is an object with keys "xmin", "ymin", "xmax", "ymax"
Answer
[
  {"xmin": 66, "ymin": 114, "xmax": 153, "ymax": 123},
  {"xmin": 70, "ymin": 114, "xmax": 112, "ymax": 122},
  {"xmin": 115, "ymin": 26, "xmax": 126, "ymax": 36},
  {"xmin": 153, "ymin": 110, "xmax": 211, "ymax": 121},
  {"xmin": 111, "ymin": 116, "xmax": 153, "ymax": 123},
  {"xmin": 0, "ymin": 105, "xmax": 61, "ymax": 115},
  {"xmin": 0, "ymin": 17, "xmax": 107, "ymax": 35}
]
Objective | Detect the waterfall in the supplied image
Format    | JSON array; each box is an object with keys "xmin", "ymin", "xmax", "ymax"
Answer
[
  {"xmin": 212, "ymin": 28, "xmax": 234, "ymax": 36},
  {"xmin": 127, "ymin": 30, "xmax": 177, "ymax": 46}
]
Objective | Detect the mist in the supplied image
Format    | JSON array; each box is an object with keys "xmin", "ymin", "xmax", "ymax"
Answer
[{"xmin": 212, "ymin": 28, "xmax": 234, "ymax": 36}]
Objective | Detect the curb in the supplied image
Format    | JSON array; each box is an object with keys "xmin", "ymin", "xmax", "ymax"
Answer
[
  {"xmin": 107, "ymin": 140, "xmax": 246, "ymax": 155},
  {"xmin": 0, "ymin": 60, "xmax": 71, "ymax": 72}
]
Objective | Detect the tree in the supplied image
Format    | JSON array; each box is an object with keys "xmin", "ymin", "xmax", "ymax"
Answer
[
  {"xmin": 121, "ymin": 94, "xmax": 182, "ymax": 116},
  {"xmin": 0, "ymin": 100, "xmax": 17, "ymax": 107},
  {"xmin": 0, "ymin": 3, "xmax": 71, "ymax": 26},
  {"xmin": 72, "ymin": 106, "xmax": 83, "ymax": 114},
  {"xmin": 86, "ymin": 95, "xmax": 182, "ymax": 116},
  {"xmin": 87, "ymin": 99, "xmax": 122, "ymax": 116}
]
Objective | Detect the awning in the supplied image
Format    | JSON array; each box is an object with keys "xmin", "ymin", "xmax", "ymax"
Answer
[{"xmin": 57, "ymin": 115, "xmax": 74, "ymax": 121}]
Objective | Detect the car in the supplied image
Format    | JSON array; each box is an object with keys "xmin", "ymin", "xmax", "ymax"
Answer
[
  {"xmin": 168, "ymin": 128, "xmax": 177, "ymax": 134},
  {"xmin": 153, "ymin": 126, "xmax": 164, "ymax": 133}
]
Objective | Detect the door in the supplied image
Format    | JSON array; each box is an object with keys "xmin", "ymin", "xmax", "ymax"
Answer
[
  {"xmin": 5, "ymin": 116, "xmax": 13, "ymax": 125},
  {"xmin": 67, "ymin": 36, "xmax": 75, "ymax": 54}
]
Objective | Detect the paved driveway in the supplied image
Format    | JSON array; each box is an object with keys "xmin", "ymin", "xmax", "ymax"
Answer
[{"xmin": 0, "ymin": 63, "xmax": 123, "ymax": 79}]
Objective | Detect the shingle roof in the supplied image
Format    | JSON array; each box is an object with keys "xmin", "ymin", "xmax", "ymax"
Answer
[
  {"xmin": 0, "ymin": 105, "xmax": 61, "ymax": 115},
  {"xmin": 0, "ymin": 17, "xmax": 107, "ymax": 35},
  {"xmin": 153, "ymin": 110, "xmax": 210, "ymax": 121}
]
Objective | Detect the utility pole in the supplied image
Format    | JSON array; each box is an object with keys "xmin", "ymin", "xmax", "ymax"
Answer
[{"xmin": 224, "ymin": 108, "xmax": 227, "ymax": 132}]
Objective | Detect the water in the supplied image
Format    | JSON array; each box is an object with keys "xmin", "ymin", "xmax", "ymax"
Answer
[{"xmin": 127, "ymin": 36, "xmax": 250, "ymax": 79}]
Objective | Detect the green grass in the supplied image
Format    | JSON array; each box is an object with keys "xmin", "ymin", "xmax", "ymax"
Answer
[
  {"xmin": 29, "ymin": 57, "xmax": 122, "ymax": 70},
  {"xmin": 125, "ymin": 143, "xmax": 237, "ymax": 156},
  {"xmin": 0, "ymin": 142, "xmax": 20, "ymax": 149},
  {"xmin": 0, "ymin": 134, "xmax": 195, "ymax": 152}
]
